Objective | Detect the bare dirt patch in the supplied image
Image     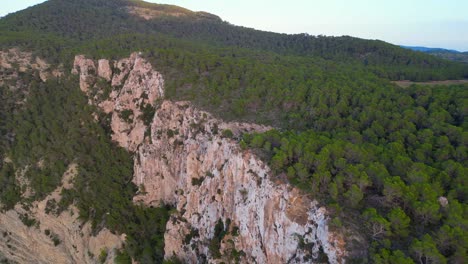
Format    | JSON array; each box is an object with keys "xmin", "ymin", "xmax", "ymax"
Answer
[{"xmin": 127, "ymin": 6, "xmax": 187, "ymax": 20}]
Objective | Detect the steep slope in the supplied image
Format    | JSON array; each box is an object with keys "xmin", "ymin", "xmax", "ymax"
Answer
[
  {"xmin": 0, "ymin": 164, "xmax": 124, "ymax": 264},
  {"xmin": 0, "ymin": 51, "xmax": 169, "ymax": 263},
  {"xmin": 1, "ymin": 1, "xmax": 467, "ymax": 263},
  {"xmin": 135, "ymin": 101, "xmax": 347, "ymax": 263},
  {"xmin": 72, "ymin": 53, "xmax": 351, "ymax": 263},
  {"xmin": 72, "ymin": 52, "xmax": 164, "ymax": 151}
]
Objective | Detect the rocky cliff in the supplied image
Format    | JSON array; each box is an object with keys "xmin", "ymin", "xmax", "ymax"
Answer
[
  {"xmin": 72, "ymin": 52, "xmax": 164, "ymax": 151},
  {"xmin": 0, "ymin": 163, "xmax": 124, "ymax": 264},
  {"xmin": 73, "ymin": 52, "xmax": 347, "ymax": 263}
]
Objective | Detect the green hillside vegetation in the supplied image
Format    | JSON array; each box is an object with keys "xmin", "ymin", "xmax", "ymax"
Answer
[
  {"xmin": 1, "ymin": 0, "xmax": 468, "ymax": 80},
  {"xmin": 428, "ymin": 51, "xmax": 468, "ymax": 64},
  {"xmin": 0, "ymin": 0, "xmax": 467, "ymax": 263},
  {"xmin": 0, "ymin": 74, "xmax": 169, "ymax": 262},
  {"xmin": 244, "ymin": 84, "xmax": 467, "ymax": 262}
]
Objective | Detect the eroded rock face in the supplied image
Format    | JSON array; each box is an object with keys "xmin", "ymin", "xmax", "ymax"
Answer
[
  {"xmin": 0, "ymin": 164, "xmax": 124, "ymax": 264},
  {"xmin": 0, "ymin": 48, "xmax": 63, "ymax": 86},
  {"xmin": 73, "ymin": 52, "xmax": 347, "ymax": 263},
  {"xmin": 72, "ymin": 52, "xmax": 164, "ymax": 151},
  {"xmin": 97, "ymin": 59, "xmax": 112, "ymax": 81},
  {"xmin": 132, "ymin": 101, "xmax": 346, "ymax": 263},
  {"xmin": 72, "ymin": 55, "xmax": 96, "ymax": 92}
]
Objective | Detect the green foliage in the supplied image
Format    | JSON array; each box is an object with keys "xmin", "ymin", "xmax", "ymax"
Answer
[
  {"xmin": 191, "ymin": 177, "xmax": 205, "ymax": 186},
  {"xmin": 372, "ymin": 249, "xmax": 414, "ymax": 264},
  {"xmin": 244, "ymin": 84, "xmax": 467, "ymax": 262},
  {"xmin": 1, "ymin": 0, "xmax": 467, "ymax": 82},
  {"xmin": 166, "ymin": 129, "xmax": 175, "ymax": 138},
  {"xmin": 0, "ymin": 76, "xmax": 170, "ymax": 263},
  {"xmin": 51, "ymin": 233, "xmax": 61, "ymax": 246},
  {"xmin": 119, "ymin": 109, "xmax": 134, "ymax": 124},
  {"xmin": 209, "ymin": 219, "xmax": 228, "ymax": 259},
  {"xmin": 1, "ymin": 0, "xmax": 467, "ymax": 263},
  {"xmin": 426, "ymin": 50, "xmax": 468, "ymax": 64},
  {"xmin": 387, "ymin": 208, "xmax": 411, "ymax": 237},
  {"xmin": 139, "ymin": 104, "xmax": 156, "ymax": 126},
  {"xmin": 411, "ymin": 235, "xmax": 447, "ymax": 264},
  {"xmin": 19, "ymin": 213, "xmax": 37, "ymax": 227},
  {"xmin": 184, "ymin": 228, "xmax": 199, "ymax": 245},
  {"xmin": 114, "ymin": 249, "xmax": 132, "ymax": 264},
  {"xmin": 122, "ymin": 205, "xmax": 170, "ymax": 263},
  {"xmin": 221, "ymin": 129, "xmax": 234, "ymax": 139},
  {"xmin": 98, "ymin": 248, "xmax": 108, "ymax": 263},
  {"xmin": 0, "ymin": 163, "xmax": 20, "ymax": 211}
]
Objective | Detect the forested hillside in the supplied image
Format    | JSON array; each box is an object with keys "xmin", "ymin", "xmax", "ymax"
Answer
[
  {"xmin": 1, "ymin": 0, "xmax": 468, "ymax": 81},
  {"xmin": 244, "ymin": 84, "xmax": 467, "ymax": 263},
  {"xmin": 0, "ymin": 74, "xmax": 170, "ymax": 262},
  {"xmin": 0, "ymin": 0, "xmax": 467, "ymax": 263}
]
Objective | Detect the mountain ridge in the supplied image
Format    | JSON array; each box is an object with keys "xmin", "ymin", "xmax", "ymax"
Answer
[
  {"xmin": 401, "ymin": 45, "xmax": 468, "ymax": 63},
  {"xmin": 0, "ymin": 1, "xmax": 467, "ymax": 263},
  {"xmin": 1, "ymin": 0, "xmax": 467, "ymax": 81},
  {"xmin": 401, "ymin": 45, "xmax": 463, "ymax": 53}
]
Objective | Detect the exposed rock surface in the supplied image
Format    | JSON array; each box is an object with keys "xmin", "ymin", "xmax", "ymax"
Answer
[
  {"xmin": 126, "ymin": 5, "xmax": 221, "ymax": 21},
  {"xmin": 0, "ymin": 164, "xmax": 124, "ymax": 264},
  {"xmin": 0, "ymin": 48, "xmax": 63, "ymax": 87},
  {"xmin": 74, "ymin": 52, "xmax": 348, "ymax": 263},
  {"xmin": 71, "ymin": 55, "xmax": 96, "ymax": 93},
  {"xmin": 97, "ymin": 59, "xmax": 112, "ymax": 81},
  {"xmin": 132, "ymin": 101, "xmax": 346, "ymax": 263},
  {"xmin": 72, "ymin": 52, "xmax": 164, "ymax": 151}
]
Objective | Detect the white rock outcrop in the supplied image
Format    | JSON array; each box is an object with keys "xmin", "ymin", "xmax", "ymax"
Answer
[
  {"xmin": 133, "ymin": 101, "xmax": 346, "ymax": 263},
  {"xmin": 73, "ymin": 53, "xmax": 347, "ymax": 263},
  {"xmin": 72, "ymin": 55, "xmax": 96, "ymax": 92},
  {"xmin": 72, "ymin": 52, "xmax": 165, "ymax": 151},
  {"xmin": 97, "ymin": 59, "xmax": 112, "ymax": 81}
]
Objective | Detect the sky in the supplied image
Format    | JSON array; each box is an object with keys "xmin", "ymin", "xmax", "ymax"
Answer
[{"xmin": 1, "ymin": 0, "xmax": 467, "ymax": 51}]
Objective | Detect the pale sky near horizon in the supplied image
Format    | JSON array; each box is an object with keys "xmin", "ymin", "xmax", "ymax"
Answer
[{"xmin": 1, "ymin": 0, "xmax": 467, "ymax": 51}]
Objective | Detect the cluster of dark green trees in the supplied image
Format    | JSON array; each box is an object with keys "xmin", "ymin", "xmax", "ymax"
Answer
[
  {"xmin": 0, "ymin": 0, "xmax": 467, "ymax": 263},
  {"xmin": 244, "ymin": 84, "xmax": 466, "ymax": 262}
]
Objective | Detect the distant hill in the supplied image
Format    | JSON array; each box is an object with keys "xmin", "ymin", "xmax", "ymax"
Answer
[
  {"xmin": 1, "ymin": 0, "xmax": 468, "ymax": 81},
  {"xmin": 402, "ymin": 45, "xmax": 468, "ymax": 63},
  {"xmin": 428, "ymin": 51, "xmax": 468, "ymax": 63},
  {"xmin": 401, "ymin": 45, "xmax": 461, "ymax": 53}
]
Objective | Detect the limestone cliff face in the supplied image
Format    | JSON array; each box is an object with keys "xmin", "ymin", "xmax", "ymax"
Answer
[
  {"xmin": 72, "ymin": 55, "xmax": 96, "ymax": 93},
  {"xmin": 133, "ymin": 101, "xmax": 346, "ymax": 263},
  {"xmin": 73, "ymin": 53, "xmax": 347, "ymax": 263},
  {"xmin": 0, "ymin": 164, "xmax": 124, "ymax": 264},
  {"xmin": 72, "ymin": 52, "xmax": 164, "ymax": 151}
]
